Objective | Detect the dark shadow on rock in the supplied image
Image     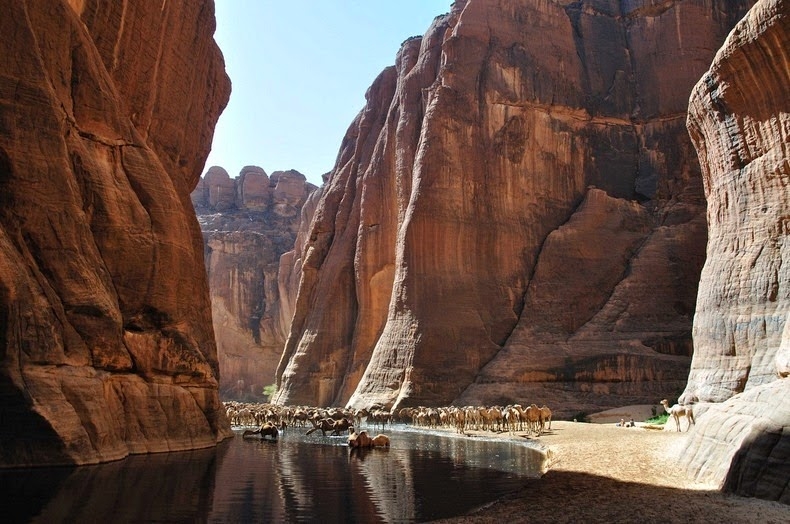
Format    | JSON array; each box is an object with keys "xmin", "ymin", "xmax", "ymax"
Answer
[
  {"xmin": 724, "ymin": 424, "xmax": 790, "ymax": 503},
  {"xmin": 0, "ymin": 373, "xmax": 73, "ymax": 468}
]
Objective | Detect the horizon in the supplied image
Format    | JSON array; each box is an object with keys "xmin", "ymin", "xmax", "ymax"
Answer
[{"xmin": 204, "ymin": 1, "xmax": 451, "ymax": 187}]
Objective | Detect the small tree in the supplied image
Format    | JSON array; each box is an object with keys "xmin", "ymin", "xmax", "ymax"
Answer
[{"xmin": 262, "ymin": 384, "xmax": 277, "ymax": 401}]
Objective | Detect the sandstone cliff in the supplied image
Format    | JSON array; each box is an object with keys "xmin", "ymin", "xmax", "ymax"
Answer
[
  {"xmin": 274, "ymin": 0, "xmax": 754, "ymax": 413},
  {"xmin": 278, "ymin": 0, "xmax": 751, "ymax": 414},
  {"xmin": 679, "ymin": 0, "xmax": 789, "ymax": 502},
  {"xmin": 0, "ymin": 0, "xmax": 231, "ymax": 466},
  {"xmin": 192, "ymin": 166, "xmax": 317, "ymax": 400}
]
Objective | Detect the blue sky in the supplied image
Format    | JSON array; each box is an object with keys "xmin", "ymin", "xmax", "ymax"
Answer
[{"xmin": 205, "ymin": 1, "xmax": 451, "ymax": 186}]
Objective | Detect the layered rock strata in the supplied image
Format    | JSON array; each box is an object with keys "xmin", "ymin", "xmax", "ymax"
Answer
[
  {"xmin": 274, "ymin": 0, "xmax": 754, "ymax": 413},
  {"xmin": 0, "ymin": 0, "xmax": 231, "ymax": 466},
  {"xmin": 680, "ymin": 0, "xmax": 789, "ymax": 501},
  {"xmin": 192, "ymin": 166, "xmax": 317, "ymax": 400}
]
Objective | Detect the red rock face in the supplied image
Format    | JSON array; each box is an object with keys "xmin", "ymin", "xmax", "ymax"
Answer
[
  {"xmin": 0, "ymin": 0, "xmax": 231, "ymax": 466},
  {"xmin": 192, "ymin": 168, "xmax": 317, "ymax": 401},
  {"xmin": 679, "ymin": 0, "xmax": 789, "ymax": 501},
  {"xmin": 273, "ymin": 0, "xmax": 754, "ymax": 413}
]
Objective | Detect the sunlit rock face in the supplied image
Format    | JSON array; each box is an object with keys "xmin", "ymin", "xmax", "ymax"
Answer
[
  {"xmin": 192, "ymin": 168, "xmax": 317, "ymax": 400},
  {"xmin": 0, "ymin": 0, "xmax": 231, "ymax": 466},
  {"xmin": 274, "ymin": 0, "xmax": 754, "ymax": 412},
  {"xmin": 679, "ymin": 0, "xmax": 789, "ymax": 502}
]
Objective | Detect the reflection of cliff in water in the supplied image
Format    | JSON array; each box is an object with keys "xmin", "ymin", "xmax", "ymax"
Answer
[
  {"xmin": 3, "ymin": 430, "xmax": 544, "ymax": 523},
  {"xmin": 275, "ymin": 437, "xmax": 383, "ymax": 522},
  {"xmin": 212, "ymin": 437, "xmax": 286, "ymax": 521},
  {"xmin": 16, "ymin": 445, "xmax": 223, "ymax": 523},
  {"xmin": 351, "ymin": 446, "xmax": 417, "ymax": 523}
]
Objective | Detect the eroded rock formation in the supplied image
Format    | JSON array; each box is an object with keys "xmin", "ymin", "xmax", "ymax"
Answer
[
  {"xmin": 192, "ymin": 167, "xmax": 317, "ymax": 400},
  {"xmin": 679, "ymin": 0, "xmax": 789, "ymax": 501},
  {"xmin": 0, "ymin": 0, "xmax": 231, "ymax": 466},
  {"xmin": 274, "ymin": 0, "xmax": 755, "ymax": 413}
]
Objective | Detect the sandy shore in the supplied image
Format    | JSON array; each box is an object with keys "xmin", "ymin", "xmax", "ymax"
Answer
[{"xmin": 434, "ymin": 421, "xmax": 789, "ymax": 523}]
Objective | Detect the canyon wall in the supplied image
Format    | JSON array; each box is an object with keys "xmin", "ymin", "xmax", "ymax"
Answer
[
  {"xmin": 0, "ymin": 0, "xmax": 231, "ymax": 466},
  {"xmin": 680, "ymin": 0, "xmax": 789, "ymax": 501},
  {"xmin": 192, "ymin": 166, "xmax": 317, "ymax": 400},
  {"xmin": 274, "ymin": 0, "xmax": 754, "ymax": 414}
]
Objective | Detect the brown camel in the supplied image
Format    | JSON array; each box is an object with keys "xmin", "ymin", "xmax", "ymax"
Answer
[
  {"xmin": 242, "ymin": 422, "xmax": 279, "ymax": 440},
  {"xmin": 660, "ymin": 399, "xmax": 695, "ymax": 432},
  {"xmin": 348, "ymin": 430, "xmax": 390, "ymax": 448},
  {"xmin": 306, "ymin": 417, "xmax": 354, "ymax": 436},
  {"xmin": 540, "ymin": 405, "xmax": 552, "ymax": 431},
  {"xmin": 517, "ymin": 404, "xmax": 543, "ymax": 436}
]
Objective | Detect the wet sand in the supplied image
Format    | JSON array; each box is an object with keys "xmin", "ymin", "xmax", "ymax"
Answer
[{"xmin": 435, "ymin": 421, "xmax": 790, "ymax": 523}]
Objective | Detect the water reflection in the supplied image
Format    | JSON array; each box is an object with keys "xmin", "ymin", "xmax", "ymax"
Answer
[
  {"xmin": 4, "ymin": 446, "xmax": 222, "ymax": 523},
  {"xmin": 3, "ymin": 426, "xmax": 546, "ymax": 523}
]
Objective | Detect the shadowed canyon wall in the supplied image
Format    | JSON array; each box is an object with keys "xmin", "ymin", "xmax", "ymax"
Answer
[
  {"xmin": 0, "ymin": 0, "xmax": 231, "ymax": 466},
  {"xmin": 192, "ymin": 166, "xmax": 318, "ymax": 400},
  {"xmin": 679, "ymin": 0, "xmax": 789, "ymax": 502},
  {"xmin": 274, "ymin": 0, "xmax": 755, "ymax": 414}
]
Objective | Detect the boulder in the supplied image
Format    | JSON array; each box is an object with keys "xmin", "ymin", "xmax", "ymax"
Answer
[
  {"xmin": 204, "ymin": 166, "xmax": 236, "ymax": 211},
  {"xmin": 238, "ymin": 166, "xmax": 271, "ymax": 211}
]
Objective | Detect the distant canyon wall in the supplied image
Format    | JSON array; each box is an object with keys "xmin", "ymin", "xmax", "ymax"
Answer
[
  {"xmin": 0, "ymin": 0, "xmax": 231, "ymax": 466},
  {"xmin": 192, "ymin": 166, "xmax": 318, "ymax": 400},
  {"xmin": 680, "ymin": 0, "xmax": 789, "ymax": 502},
  {"xmin": 273, "ymin": 0, "xmax": 755, "ymax": 414}
]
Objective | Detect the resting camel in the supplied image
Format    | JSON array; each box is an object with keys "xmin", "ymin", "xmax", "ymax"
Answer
[
  {"xmin": 348, "ymin": 430, "xmax": 390, "ymax": 448},
  {"xmin": 242, "ymin": 422, "xmax": 279, "ymax": 440},
  {"xmin": 660, "ymin": 399, "xmax": 695, "ymax": 432}
]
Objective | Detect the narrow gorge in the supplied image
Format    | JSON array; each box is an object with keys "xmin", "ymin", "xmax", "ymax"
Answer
[
  {"xmin": 192, "ymin": 166, "xmax": 317, "ymax": 400},
  {"xmin": 1, "ymin": 0, "xmax": 787, "ymax": 504}
]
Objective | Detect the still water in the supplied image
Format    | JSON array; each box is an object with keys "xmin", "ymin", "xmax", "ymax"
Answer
[{"xmin": 3, "ymin": 425, "xmax": 546, "ymax": 523}]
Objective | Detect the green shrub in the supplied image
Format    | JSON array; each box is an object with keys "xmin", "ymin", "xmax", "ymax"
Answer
[
  {"xmin": 262, "ymin": 384, "xmax": 277, "ymax": 400},
  {"xmin": 644, "ymin": 413, "xmax": 669, "ymax": 425}
]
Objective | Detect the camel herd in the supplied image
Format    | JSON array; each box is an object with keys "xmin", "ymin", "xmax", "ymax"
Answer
[
  {"xmin": 230, "ymin": 398, "xmax": 697, "ymax": 445},
  {"xmin": 225, "ymin": 401, "xmax": 555, "ymax": 443}
]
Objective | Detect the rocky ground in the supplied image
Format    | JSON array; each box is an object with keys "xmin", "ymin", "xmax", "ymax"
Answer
[{"xmin": 436, "ymin": 421, "xmax": 790, "ymax": 523}]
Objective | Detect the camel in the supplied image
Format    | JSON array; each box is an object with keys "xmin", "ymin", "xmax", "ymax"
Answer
[
  {"xmin": 347, "ymin": 430, "xmax": 390, "ymax": 448},
  {"xmin": 540, "ymin": 405, "xmax": 552, "ymax": 431},
  {"xmin": 503, "ymin": 405, "xmax": 522, "ymax": 433},
  {"xmin": 242, "ymin": 422, "xmax": 279, "ymax": 439},
  {"xmin": 516, "ymin": 404, "xmax": 543, "ymax": 436},
  {"xmin": 371, "ymin": 434, "xmax": 390, "ymax": 447},
  {"xmin": 660, "ymin": 399, "xmax": 695, "ymax": 432},
  {"xmin": 306, "ymin": 417, "xmax": 354, "ymax": 436}
]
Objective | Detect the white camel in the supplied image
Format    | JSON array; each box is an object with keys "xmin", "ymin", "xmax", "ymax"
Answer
[{"xmin": 660, "ymin": 399, "xmax": 695, "ymax": 432}]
